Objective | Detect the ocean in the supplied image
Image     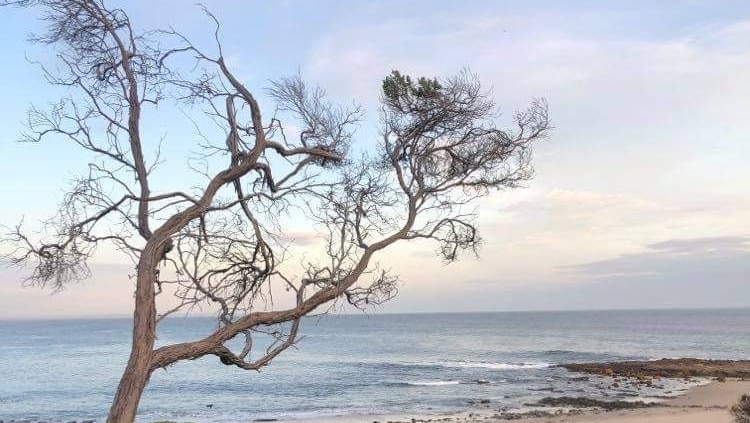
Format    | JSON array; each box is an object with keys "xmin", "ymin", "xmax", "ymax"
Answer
[{"xmin": 1, "ymin": 308, "xmax": 749, "ymax": 422}]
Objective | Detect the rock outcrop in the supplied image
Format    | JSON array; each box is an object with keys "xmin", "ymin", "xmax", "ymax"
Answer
[{"xmin": 559, "ymin": 358, "xmax": 750, "ymax": 379}]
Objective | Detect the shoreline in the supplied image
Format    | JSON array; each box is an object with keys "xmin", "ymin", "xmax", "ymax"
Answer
[
  {"xmin": 512, "ymin": 379, "xmax": 750, "ymax": 423},
  {"xmin": 317, "ymin": 380, "xmax": 750, "ymax": 423},
  {"xmin": 283, "ymin": 359, "xmax": 750, "ymax": 423},
  {"xmin": 241, "ymin": 379, "xmax": 749, "ymax": 423},
  {"xmin": 4, "ymin": 381, "xmax": 747, "ymax": 423}
]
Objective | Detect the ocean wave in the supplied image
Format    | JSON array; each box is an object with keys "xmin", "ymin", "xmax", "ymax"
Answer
[
  {"xmin": 388, "ymin": 379, "xmax": 505, "ymax": 387},
  {"xmin": 405, "ymin": 380, "xmax": 461, "ymax": 386},
  {"xmin": 436, "ymin": 360, "xmax": 552, "ymax": 370},
  {"xmin": 357, "ymin": 359, "xmax": 552, "ymax": 371}
]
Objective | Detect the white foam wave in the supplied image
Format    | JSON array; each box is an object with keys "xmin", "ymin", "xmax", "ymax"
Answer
[
  {"xmin": 406, "ymin": 380, "xmax": 461, "ymax": 386},
  {"xmin": 437, "ymin": 360, "xmax": 552, "ymax": 370},
  {"xmin": 361, "ymin": 359, "xmax": 553, "ymax": 371}
]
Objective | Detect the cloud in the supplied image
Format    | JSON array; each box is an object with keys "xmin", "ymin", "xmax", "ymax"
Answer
[
  {"xmin": 488, "ymin": 188, "xmax": 685, "ymax": 257},
  {"xmin": 278, "ymin": 230, "xmax": 322, "ymax": 247},
  {"xmin": 380, "ymin": 235, "xmax": 750, "ymax": 312},
  {"xmin": 712, "ymin": 19, "xmax": 750, "ymax": 50},
  {"xmin": 566, "ymin": 235, "xmax": 750, "ymax": 280},
  {"xmin": 490, "ymin": 187, "xmax": 749, "ymax": 251},
  {"xmin": 500, "ymin": 189, "xmax": 668, "ymax": 220},
  {"xmin": 0, "ymin": 262, "xmax": 137, "ymax": 319},
  {"xmin": 303, "ymin": 7, "xmax": 750, "ymax": 187}
]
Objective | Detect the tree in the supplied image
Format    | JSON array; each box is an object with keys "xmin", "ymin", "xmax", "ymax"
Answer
[{"xmin": 1, "ymin": 1, "xmax": 550, "ymax": 422}]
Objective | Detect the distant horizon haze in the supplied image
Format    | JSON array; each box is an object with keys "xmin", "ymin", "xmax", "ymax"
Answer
[{"xmin": 1, "ymin": 304, "xmax": 749, "ymax": 322}]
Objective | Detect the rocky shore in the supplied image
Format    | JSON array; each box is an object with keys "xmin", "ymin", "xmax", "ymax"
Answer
[
  {"xmin": 558, "ymin": 358, "xmax": 750, "ymax": 379},
  {"xmin": 363, "ymin": 379, "xmax": 750, "ymax": 423}
]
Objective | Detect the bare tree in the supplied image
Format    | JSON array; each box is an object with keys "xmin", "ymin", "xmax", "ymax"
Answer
[{"xmin": 1, "ymin": 1, "xmax": 550, "ymax": 422}]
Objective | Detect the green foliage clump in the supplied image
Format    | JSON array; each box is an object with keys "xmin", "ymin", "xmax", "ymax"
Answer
[{"xmin": 382, "ymin": 70, "xmax": 443, "ymax": 103}]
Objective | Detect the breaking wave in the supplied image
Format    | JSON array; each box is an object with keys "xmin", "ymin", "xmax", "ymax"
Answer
[
  {"xmin": 405, "ymin": 380, "xmax": 461, "ymax": 386},
  {"xmin": 435, "ymin": 360, "xmax": 552, "ymax": 370}
]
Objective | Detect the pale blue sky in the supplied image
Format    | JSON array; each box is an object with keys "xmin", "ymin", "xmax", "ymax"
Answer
[{"xmin": 0, "ymin": 1, "xmax": 748, "ymax": 318}]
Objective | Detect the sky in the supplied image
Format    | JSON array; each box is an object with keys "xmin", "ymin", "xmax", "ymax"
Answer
[{"xmin": 0, "ymin": 0, "xmax": 748, "ymax": 319}]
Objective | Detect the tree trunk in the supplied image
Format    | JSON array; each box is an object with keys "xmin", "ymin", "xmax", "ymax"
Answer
[
  {"xmin": 107, "ymin": 253, "xmax": 159, "ymax": 423},
  {"xmin": 106, "ymin": 355, "xmax": 152, "ymax": 423}
]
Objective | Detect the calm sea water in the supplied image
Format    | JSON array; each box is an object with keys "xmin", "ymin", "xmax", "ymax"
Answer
[{"xmin": 1, "ymin": 309, "xmax": 749, "ymax": 422}]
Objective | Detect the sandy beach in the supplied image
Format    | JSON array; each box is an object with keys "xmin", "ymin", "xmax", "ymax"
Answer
[
  {"xmin": 290, "ymin": 380, "xmax": 749, "ymax": 423},
  {"xmin": 509, "ymin": 379, "xmax": 750, "ymax": 423}
]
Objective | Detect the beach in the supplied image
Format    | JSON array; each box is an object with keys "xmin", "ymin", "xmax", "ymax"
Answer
[
  {"xmin": 306, "ymin": 359, "xmax": 750, "ymax": 423},
  {"xmin": 338, "ymin": 380, "xmax": 750, "ymax": 423},
  {"xmin": 516, "ymin": 379, "xmax": 750, "ymax": 423}
]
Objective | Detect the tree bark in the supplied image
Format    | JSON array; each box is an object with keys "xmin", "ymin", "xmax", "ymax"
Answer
[
  {"xmin": 107, "ymin": 251, "xmax": 159, "ymax": 423},
  {"xmin": 106, "ymin": 355, "xmax": 152, "ymax": 423}
]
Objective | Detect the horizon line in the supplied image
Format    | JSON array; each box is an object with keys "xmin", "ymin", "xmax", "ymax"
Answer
[{"xmin": 2, "ymin": 305, "xmax": 748, "ymax": 322}]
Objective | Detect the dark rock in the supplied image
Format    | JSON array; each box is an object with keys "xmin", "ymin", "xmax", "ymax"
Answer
[
  {"xmin": 536, "ymin": 396, "xmax": 657, "ymax": 410},
  {"xmin": 558, "ymin": 358, "xmax": 750, "ymax": 379}
]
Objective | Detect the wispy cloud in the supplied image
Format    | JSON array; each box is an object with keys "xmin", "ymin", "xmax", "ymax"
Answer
[
  {"xmin": 278, "ymin": 230, "xmax": 322, "ymax": 247},
  {"xmin": 565, "ymin": 235, "xmax": 750, "ymax": 279}
]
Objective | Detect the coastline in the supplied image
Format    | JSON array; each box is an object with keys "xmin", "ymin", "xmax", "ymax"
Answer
[
  {"xmin": 252, "ymin": 379, "xmax": 750, "ymax": 423},
  {"xmin": 306, "ymin": 380, "xmax": 750, "ymax": 423},
  {"xmin": 3, "ymin": 374, "xmax": 748, "ymax": 422},
  {"xmin": 287, "ymin": 359, "xmax": 750, "ymax": 423}
]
